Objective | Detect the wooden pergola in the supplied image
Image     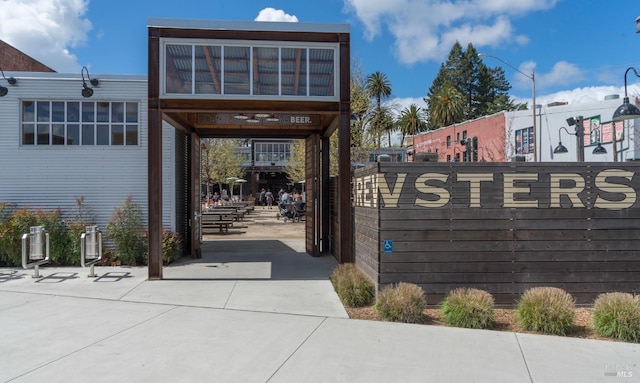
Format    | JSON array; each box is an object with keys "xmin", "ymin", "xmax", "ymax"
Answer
[{"xmin": 147, "ymin": 19, "xmax": 352, "ymax": 279}]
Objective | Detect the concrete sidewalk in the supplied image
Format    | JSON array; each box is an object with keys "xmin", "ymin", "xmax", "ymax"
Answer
[{"xmin": 1, "ymin": 238, "xmax": 638, "ymax": 383}]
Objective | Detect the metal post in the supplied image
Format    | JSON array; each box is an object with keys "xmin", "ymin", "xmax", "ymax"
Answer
[
  {"xmin": 575, "ymin": 116, "xmax": 585, "ymax": 162},
  {"xmin": 612, "ymin": 121, "xmax": 619, "ymax": 162},
  {"xmin": 478, "ymin": 54, "xmax": 537, "ymax": 161},
  {"xmin": 531, "ymin": 71, "xmax": 537, "ymax": 162}
]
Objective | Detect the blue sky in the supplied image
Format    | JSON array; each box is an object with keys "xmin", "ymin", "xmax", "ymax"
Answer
[{"xmin": 1, "ymin": 0, "xmax": 639, "ymax": 110}]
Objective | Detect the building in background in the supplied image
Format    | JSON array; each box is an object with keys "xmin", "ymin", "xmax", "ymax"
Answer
[
  {"xmin": 412, "ymin": 95, "xmax": 639, "ymax": 163},
  {"xmin": 412, "ymin": 113, "xmax": 507, "ymax": 162},
  {"xmin": 0, "ymin": 42, "xmax": 177, "ymax": 233}
]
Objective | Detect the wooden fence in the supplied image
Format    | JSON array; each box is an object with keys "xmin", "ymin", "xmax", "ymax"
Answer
[{"xmin": 353, "ymin": 162, "xmax": 640, "ymax": 306}]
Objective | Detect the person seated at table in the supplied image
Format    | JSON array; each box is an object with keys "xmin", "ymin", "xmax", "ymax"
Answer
[{"xmin": 294, "ymin": 194, "xmax": 305, "ymax": 212}]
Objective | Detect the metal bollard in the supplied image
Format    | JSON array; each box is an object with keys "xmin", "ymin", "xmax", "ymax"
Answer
[
  {"xmin": 81, "ymin": 226, "xmax": 102, "ymax": 277},
  {"xmin": 22, "ymin": 226, "xmax": 50, "ymax": 278}
]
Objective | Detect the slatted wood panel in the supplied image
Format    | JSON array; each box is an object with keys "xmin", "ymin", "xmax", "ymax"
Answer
[
  {"xmin": 329, "ymin": 176, "xmax": 339, "ymax": 261},
  {"xmin": 354, "ymin": 162, "xmax": 640, "ymax": 306},
  {"xmin": 175, "ymin": 130, "xmax": 189, "ymax": 254},
  {"xmin": 305, "ymin": 135, "xmax": 318, "ymax": 256},
  {"xmin": 353, "ymin": 165, "xmax": 380, "ymax": 288}
]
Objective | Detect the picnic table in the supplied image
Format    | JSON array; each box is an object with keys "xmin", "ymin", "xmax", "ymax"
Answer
[
  {"xmin": 207, "ymin": 206, "xmax": 246, "ymax": 221},
  {"xmin": 201, "ymin": 212, "xmax": 234, "ymax": 233}
]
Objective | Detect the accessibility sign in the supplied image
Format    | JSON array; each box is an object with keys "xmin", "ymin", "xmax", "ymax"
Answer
[{"xmin": 383, "ymin": 239, "xmax": 393, "ymax": 253}]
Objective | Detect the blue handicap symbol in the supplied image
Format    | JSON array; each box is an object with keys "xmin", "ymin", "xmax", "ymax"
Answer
[{"xmin": 383, "ymin": 240, "xmax": 393, "ymax": 253}]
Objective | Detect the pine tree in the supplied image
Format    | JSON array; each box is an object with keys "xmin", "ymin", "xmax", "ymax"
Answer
[{"xmin": 425, "ymin": 41, "xmax": 516, "ymax": 129}]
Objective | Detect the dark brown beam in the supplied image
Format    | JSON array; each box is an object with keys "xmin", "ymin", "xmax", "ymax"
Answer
[
  {"xmin": 158, "ymin": 99, "xmax": 340, "ymax": 113},
  {"xmin": 338, "ymin": 31, "xmax": 352, "ymax": 263},
  {"xmin": 148, "ymin": 27, "xmax": 163, "ymax": 279},
  {"xmin": 163, "ymin": 112, "xmax": 194, "ymax": 134},
  {"xmin": 157, "ymin": 28, "xmax": 344, "ymax": 44}
]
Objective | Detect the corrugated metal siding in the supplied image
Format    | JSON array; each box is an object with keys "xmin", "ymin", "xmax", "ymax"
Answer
[{"xmin": 0, "ymin": 75, "xmax": 176, "ymax": 232}]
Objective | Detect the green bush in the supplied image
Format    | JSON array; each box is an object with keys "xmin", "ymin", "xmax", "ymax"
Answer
[
  {"xmin": 0, "ymin": 207, "xmax": 37, "ymax": 266},
  {"xmin": 65, "ymin": 196, "xmax": 97, "ymax": 266},
  {"xmin": 329, "ymin": 264, "xmax": 375, "ymax": 307},
  {"xmin": 34, "ymin": 208, "xmax": 76, "ymax": 266},
  {"xmin": 592, "ymin": 292, "xmax": 640, "ymax": 343},
  {"xmin": 162, "ymin": 229, "xmax": 183, "ymax": 265},
  {"xmin": 375, "ymin": 282, "xmax": 426, "ymax": 323},
  {"xmin": 515, "ymin": 287, "xmax": 576, "ymax": 335},
  {"xmin": 106, "ymin": 196, "xmax": 148, "ymax": 266},
  {"xmin": 440, "ymin": 288, "xmax": 495, "ymax": 329}
]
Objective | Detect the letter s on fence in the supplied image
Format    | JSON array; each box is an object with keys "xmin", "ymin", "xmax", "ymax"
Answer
[
  {"xmin": 593, "ymin": 169, "xmax": 636, "ymax": 210},
  {"xmin": 414, "ymin": 173, "xmax": 450, "ymax": 208}
]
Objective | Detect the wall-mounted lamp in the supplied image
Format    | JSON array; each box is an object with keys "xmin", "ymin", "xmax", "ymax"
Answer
[
  {"xmin": 555, "ymin": 116, "xmax": 607, "ymax": 161},
  {"xmin": 81, "ymin": 66, "xmax": 99, "ymax": 98},
  {"xmin": 553, "ymin": 127, "xmax": 570, "ymax": 154},
  {"xmin": 612, "ymin": 67, "xmax": 640, "ymax": 122},
  {"xmin": 590, "ymin": 123, "xmax": 607, "ymax": 155},
  {"xmin": 592, "ymin": 142, "xmax": 607, "ymax": 154},
  {"xmin": 554, "ymin": 116, "xmax": 585, "ymax": 161},
  {"xmin": 0, "ymin": 66, "xmax": 17, "ymax": 97}
]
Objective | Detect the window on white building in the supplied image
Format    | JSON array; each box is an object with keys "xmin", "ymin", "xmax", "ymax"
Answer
[{"xmin": 21, "ymin": 101, "xmax": 139, "ymax": 146}]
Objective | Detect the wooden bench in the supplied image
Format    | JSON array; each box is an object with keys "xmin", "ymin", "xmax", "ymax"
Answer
[{"xmin": 202, "ymin": 213, "xmax": 234, "ymax": 233}]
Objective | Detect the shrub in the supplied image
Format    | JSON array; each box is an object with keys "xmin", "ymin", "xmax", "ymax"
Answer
[
  {"xmin": 329, "ymin": 264, "xmax": 375, "ymax": 307},
  {"xmin": 106, "ymin": 196, "xmax": 148, "ymax": 266},
  {"xmin": 65, "ymin": 196, "xmax": 97, "ymax": 266},
  {"xmin": 162, "ymin": 229, "xmax": 183, "ymax": 265},
  {"xmin": 515, "ymin": 287, "xmax": 575, "ymax": 335},
  {"xmin": 440, "ymin": 288, "xmax": 495, "ymax": 329},
  {"xmin": 0, "ymin": 208, "xmax": 38, "ymax": 266},
  {"xmin": 592, "ymin": 292, "xmax": 640, "ymax": 343},
  {"xmin": 375, "ymin": 282, "xmax": 426, "ymax": 323},
  {"xmin": 34, "ymin": 208, "xmax": 76, "ymax": 266}
]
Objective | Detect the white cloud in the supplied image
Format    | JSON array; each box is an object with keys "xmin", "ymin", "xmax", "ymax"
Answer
[
  {"xmin": 344, "ymin": 0, "xmax": 558, "ymax": 65},
  {"xmin": 0, "ymin": 0, "xmax": 92, "ymax": 72},
  {"xmin": 255, "ymin": 8, "xmax": 299, "ymax": 22}
]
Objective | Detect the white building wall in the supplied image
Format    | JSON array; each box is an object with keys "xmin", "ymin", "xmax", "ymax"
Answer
[
  {"xmin": 0, "ymin": 72, "xmax": 176, "ymax": 231},
  {"xmin": 506, "ymin": 96, "xmax": 639, "ymax": 162}
]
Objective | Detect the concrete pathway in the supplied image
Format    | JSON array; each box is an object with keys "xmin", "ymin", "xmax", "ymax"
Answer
[{"xmin": 1, "ymin": 229, "xmax": 638, "ymax": 382}]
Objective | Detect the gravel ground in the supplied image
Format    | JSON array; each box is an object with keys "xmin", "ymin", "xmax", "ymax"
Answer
[{"xmin": 202, "ymin": 205, "xmax": 306, "ymax": 240}]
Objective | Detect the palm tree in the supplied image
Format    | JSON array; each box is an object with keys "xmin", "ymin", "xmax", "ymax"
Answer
[
  {"xmin": 397, "ymin": 104, "xmax": 428, "ymax": 147},
  {"xmin": 429, "ymin": 82, "xmax": 465, "ymax": 128},
  {"xmin": 366, "ymin": 71, "xmax": 392, "ymax": 148}
]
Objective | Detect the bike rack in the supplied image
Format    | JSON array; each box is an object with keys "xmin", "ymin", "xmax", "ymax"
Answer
[
  {"xmin": 80, "ymin": 226, "xmax": 102, "ymax": 277},
  {"xmin": 21, "ymin": 226, "xmax": 50, "ymax": 278}
]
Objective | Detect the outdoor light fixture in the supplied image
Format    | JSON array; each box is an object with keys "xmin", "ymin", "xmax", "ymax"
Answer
[
  {"xmin": 554, "ymin": 116, "xmax": 585, "ymax": 161},
  {"xmin": 0, "ymin": 66, "xmax": 17, "ymax": 97},
  {"xmin": 592, "ymin": 143, "xmax": 607, "ymax": 154},
  {"xmin": 81, "ymin": 66, "xmax": 99, "ymax": 98},
  {"xmin": 553, "ymin": 128, "xmax": 569, "ymax": 154},
  {"xmin": 590, "ymin": 124, "xmax": 607, "ymax": 155},
  {"xmin": 612, "ymin": 67, "xmax": 640, "ymax": 122}
]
